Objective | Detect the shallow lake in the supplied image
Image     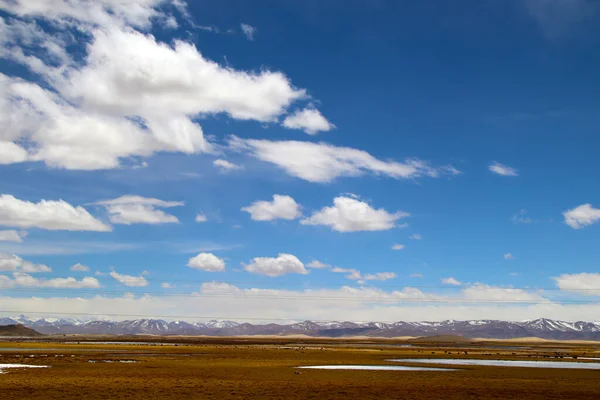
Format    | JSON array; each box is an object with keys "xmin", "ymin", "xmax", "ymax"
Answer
[
  {"xmin": 0, "ymin": 364, "xmax": 49, "ymax": 374},
  {"xmin": 297, "ymin": 365, "xmax": 456, "ymax": 371},
  {"xmin": 389, "ymin": 358, "xmax": 600, "ymax": 370}
]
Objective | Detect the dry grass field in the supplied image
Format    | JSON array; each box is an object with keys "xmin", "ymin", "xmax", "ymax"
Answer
[{"xmin": 1, "ymin": 337, "xmax": 599, "ymax": 399}]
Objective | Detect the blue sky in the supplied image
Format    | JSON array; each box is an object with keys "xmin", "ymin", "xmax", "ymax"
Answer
[{"xmin": 0, "ymin": 0, "xmax": 599, "ymax": 322}]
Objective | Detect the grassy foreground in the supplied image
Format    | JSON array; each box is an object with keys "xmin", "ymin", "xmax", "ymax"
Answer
[{"xmin": 1, "ymin": 337, "xmax": 599, "ymax": 399}]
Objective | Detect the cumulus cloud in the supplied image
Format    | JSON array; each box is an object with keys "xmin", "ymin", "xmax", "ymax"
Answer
[
  {"xmin": 240, "ymin": 23, "xmax": 256, "ymax": 40},
  {"xmin": 161, "ymin": 282, "xmax": 175, "ymax": 289},
  {"xmin": 441, "ymin": 277, "xmax": 462, "ymax": 285},
  {"xmin": 91, "ymin": 195, "xmax": 182, "ymax": 225},
  {"xmin": 70, "ymin": 263, "xmax": 90, "ymax": 272},
  {"xmin": 66, "ymin": 27, "xmax": 304, "ymax": 122},
  {"xmin": 195, "ymin": 213, "xmax": 207, "ymax": 223},
  {"xmin": 0, "ymin": 74, "xmax": 212, "ymax": 170},
  {"xmin": 0, "ymin": 253, "xmax": 51, "ymax": 273},
  {"xmin": 307, "ymin": 260, "xmax": 331, "ymax": 269},
  {"xmin": 488, "ymin": 161, "xmax": 518, "ymax": 176},
  {"xmin": 563, "ymin": 203, "xmax": 600, "ymax": 229},
  {"xmin": 109, "ymin": 270, "xmax": 148, "ymax": 287},
  {"xmin": 0, "ymin": 2, "xmax": 313, "ymax": 171},
  {"xmin": 409, "ymin": 234, "xmax": 422, "ymax": 240},
  {"xmin": 3, "ymin": 272, "xmax": 100, "ymax": 289},
  {"xmin": 301, "ymin": 196, "xmax": 408, "ymax": 232},
  {"xmin": 187, "ymin": 252, "xmax": 226, "ymax": 272},
  {"xmin": 504, "ymin": 253, "xmax": 514, "ymax": 260},
  {"xmin": 282, "ymin": 107, "xmax": 334, "ymax": 135},
  {"xmin": 229, "ymin": 136, "xmax": 460, "ymax": 183},
  {"xmin": 0, "ymin": 194, "xmax": 111, "ymax": 231},
  {"xmin": 0, "ymin": 0, "xmax": 169, "ymax": 29},
  {"xmin": 244, "ymin": 253, "xmax": 308, "ymax": 277},
  {"xmin": 0, "ymin": 230, "xmax": 26, "ymax": 242},
  {"xmin": 553, "ymin": 273, "xmax": 600, "ymax": 296},
  {"xmin": 242, "ymin": 195, "xmax": 302, "ymax": 221},
  {"xmin": 391, "ymin": 244, "xmax": 405, "ymax": 250},
  {"xmin": 213, "ymin": 159, "xmax": 243, "ymax": 172}
]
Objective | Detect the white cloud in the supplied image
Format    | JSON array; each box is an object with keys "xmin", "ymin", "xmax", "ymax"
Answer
[
  {"xmin": 307, "ymin": 260, "xmax": 330, "ymax": 269},
  {"xmin": 8, "ymin": 272, "xmax": 100, "ymax": 288},
  {"xmin": 301, "ymin": 196, "xmax": 408, "ymax": 232},
  {"xmin": 504, "ymin": 253, "xmax": 514, "ymax": 260},
  {"xmin": 240, "ymin": 23, "xmax": 256, "ymax": 41},
  {"xmin": 109, "ymin": 270, "xmax": 148, "ymax": 287},
  {"xmin": 195, "ymin": 213, "xmax": 208, "ymax": 223},
  {"xmin": 66, "ymin": 28, "xmax": 303, "ymax": 122},
  {"xmin": 391, "ymin": 244, "xmax": 405, "ymax": 250},
  {"xmin": 461, "ymin": 283, "xmax": 546, "ymax": 302},
  {"xmin": 0, "ymin": 74, "xmax": 212, "ymax": 170},
  {"xmin": 409, "ymin": 234, "xmax": 422, "ymax": 240},
  {"xmin": 553, "ymin": 273, "xmax": 600, "ymax": 296},
  {"xmin": 0, "ymin": 3, "xmax": 313, "ymax": 171},
  {"xmin": 331, "ymin": 267, "xmax": 362, "ymax": 280},
  {"xmin": 0, "ymin": 230, "xmax": 26, "ymax": 243},
  {"xmin": 92, "ymin": 195, "xmax": 182, "ymax": 225},
  {"xmin": 362, "ymin": 272, "xmax": 397, "ymax": 281},
  {"xmin": 70, "ymin": 263, "xmax": 90, "ymax": 272},
  {"xmin": 511, "ymin": 209, "xmax": 533, "ymax": 224},
  {"xmin": 229, "ymin": 136, "xmax": 460, "ymax": 183},
  {"xmin": 0, "ymin": 194, "xmax": 111, "ymax": 232},
  {"xmin": 1, "ymin": 280, "xmax": 597, "ymax": 322},
  {"xmin": 187, "ymin": 252, "xmax": 226, "ymax": 272},
  {"xmin": 0, "ymin": 253, "xmax": 51, "ymax": 273},
  {"xmin": 0, "ymin": 0, "xmax": 168, "ymax": 29},
  {"xmin": 242, "ymin": 195, "xmax": 302, "ymax": 221},
  {"xmin": 441, "ymin": 277, "xmax": 462, "ymax": 285},
  {"xmin": 331, "ymin": 267, "xmax": 396, "ymax": 283},
  {"xmin": 282, "ymin": 107, "xmax": 334, "ymax": 135},
  {"xmin": 563, "ymin": 204, "xmax": 600, "ymax": 229},
  {"xmin": 244, "ymin": 253, "xmax": 308, "ymax": 277},
  {"xmin": 161, "ymin": 282, "xmax": 175, "ymax": 289},
  {"xmin": 213, "ymin": 159, "xmax": 243, "ymax": 172},
  {"xmin": 488, "ymin": 161, "xmax": 518, "ymax": 176},
  {"xmin": 0, "ymin": 141, "xmax": 28, "ymax": 164},
  {"xmin": 410, "ymin": 273, "xmax": 423, "ymax": 278}
]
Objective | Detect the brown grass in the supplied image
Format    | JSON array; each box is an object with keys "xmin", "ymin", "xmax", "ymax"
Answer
[{"xmin": 1, "ymin": 338, "xmax": 599, "ymax": 399}]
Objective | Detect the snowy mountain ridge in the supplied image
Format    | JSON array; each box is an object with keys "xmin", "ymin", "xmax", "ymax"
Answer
[{"xmin": 1, "ymin": 316, "xmax": 599, "ymax": 339}]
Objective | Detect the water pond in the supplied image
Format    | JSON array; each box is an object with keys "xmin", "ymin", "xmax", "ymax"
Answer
[
  {"xmin": 297, "ymin": 365, "xmax": 456, "ymax": 371},
  {"xmin": 0, "ymin": 364, "xmax": 49, "ymax": 374},
  {"xmin": 389, "ymin": 358, "xmax": 600, "ymax": 370}
]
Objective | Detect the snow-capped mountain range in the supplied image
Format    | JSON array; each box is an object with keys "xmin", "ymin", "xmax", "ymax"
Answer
[{"xmin": 1, "ymin": 316, "xmax": 599, "ymax": 340}]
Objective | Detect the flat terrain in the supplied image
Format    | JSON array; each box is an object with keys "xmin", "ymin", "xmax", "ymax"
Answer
[{"xmin": 1, "ymin": 336, "xmax": 599, "ymax": 399}]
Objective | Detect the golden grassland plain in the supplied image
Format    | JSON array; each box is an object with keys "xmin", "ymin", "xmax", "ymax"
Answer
[{"xmin": 1, "ymin": 336, "xmax": 599, "ymax": 399}]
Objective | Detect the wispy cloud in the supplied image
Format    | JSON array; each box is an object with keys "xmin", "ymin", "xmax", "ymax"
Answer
[
  {"xmin": 525, "ymin": 0, "xmax": 598, "ymax": 38},
  {"xmin": 240, "ymin": 23, "xmax": 256, "ymax": 41},
  {"xmin": 0, "ymin": 240, "xmax": 138, "ymax": 255},
  {"xmin": 488, "ymin": 161, "xmax": 518, "ymax": 177},
  {"xmin": 511, "ymin": 209, "xmax": 534, "ymax": 224}
]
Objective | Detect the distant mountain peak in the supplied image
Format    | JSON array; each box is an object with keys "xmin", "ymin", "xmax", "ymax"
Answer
[{"xmin": 1, "ymin": 317, "xmax": 598, "ymax": 340}]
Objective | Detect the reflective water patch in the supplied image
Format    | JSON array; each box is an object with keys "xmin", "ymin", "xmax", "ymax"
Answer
[
  {"xmin": 0, "ymin": 364, "xmax": 49, "ymax": 374},
  {"xmin": 297, "ymin": 365, "xmax": 456, "ymax": 371},
  {"xmin": 389, "ymin": 359, "xmax": 600, "ymax": 370}
]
